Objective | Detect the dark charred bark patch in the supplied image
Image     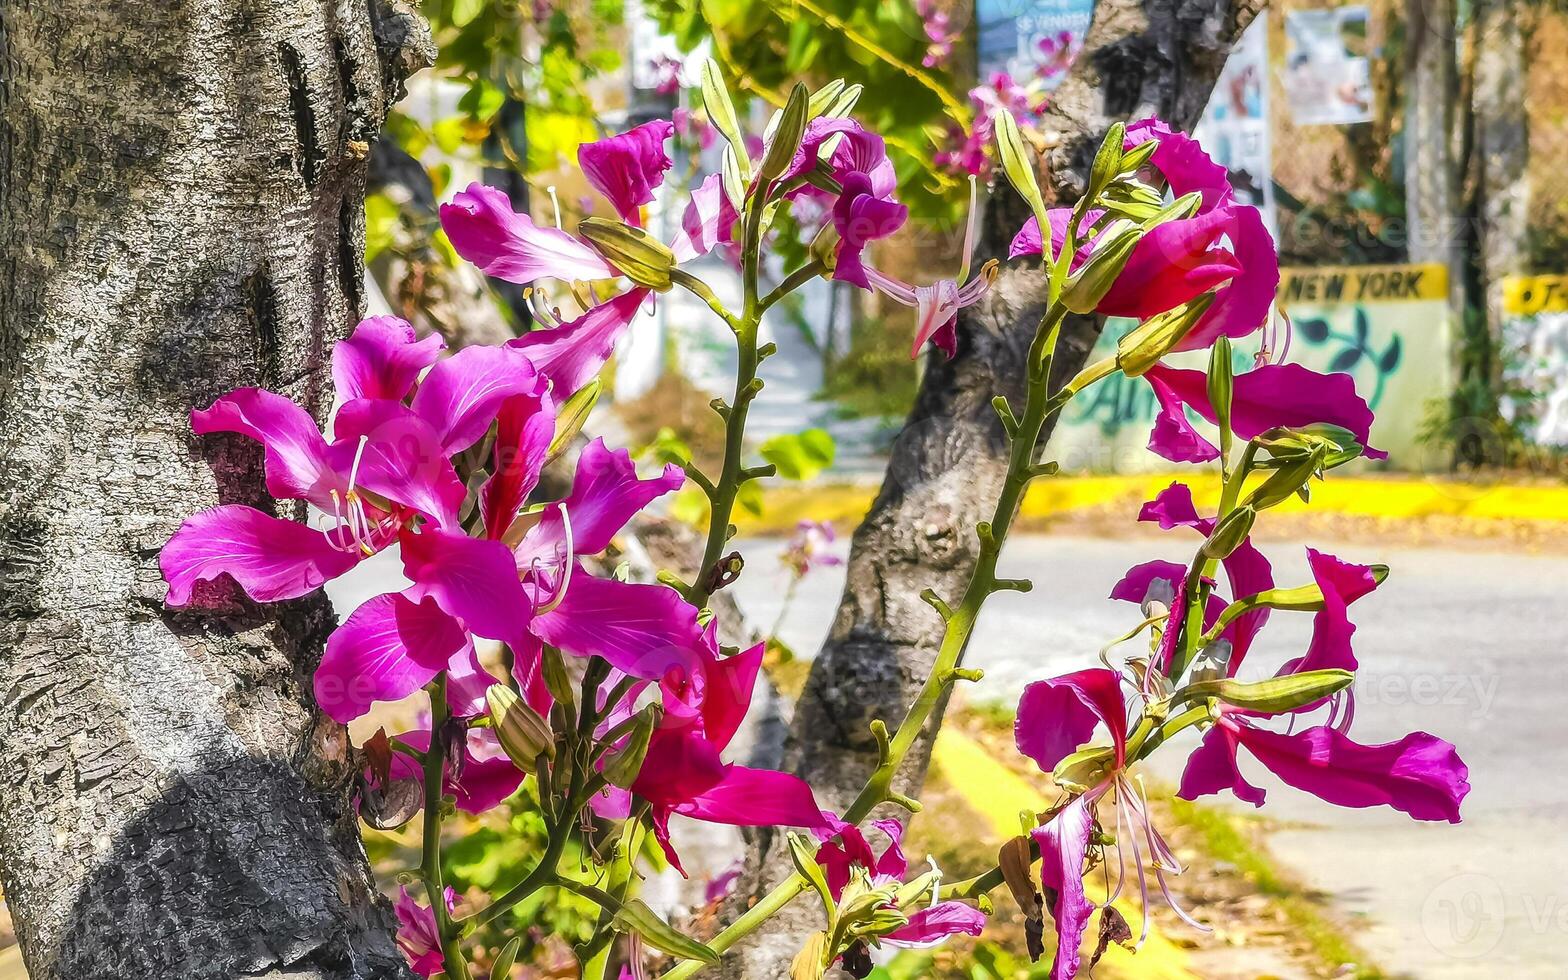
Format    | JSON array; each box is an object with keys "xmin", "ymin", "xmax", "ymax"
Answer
[
  {"xmin": 0, "ymin": 509, "xmax": 48, "ymax": 621},
  {"xmin": 279, "ymin": 41, "xmax": 326, "ymax": 188}
]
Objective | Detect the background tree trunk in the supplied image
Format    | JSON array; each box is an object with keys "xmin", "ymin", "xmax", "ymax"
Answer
[
  {"xmin": 1404, "ymin": 0, "xmax": 1461, "ymax": 282},
  {"xmin": 0, "ymin": 2, "xmax": 431, "ymax": 978},
  {"xmin": 719, "ymin": 0, "xmax": 1266, "ymax": 974}
]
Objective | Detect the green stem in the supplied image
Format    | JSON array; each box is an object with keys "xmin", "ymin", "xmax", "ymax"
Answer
[
  {"xmin": 662, "ymin": 299, "xmax": 1081, "ymax": 980},
  {"xmin": 759, "ymin": 260, "xmax": 826, "ymax": 314},
  {"xmin": 1169, "ymin": 442, "xmax": 1257, "ymax": 681},
  {"xmin": 422, "ymin": 675, "xmax": 472, "ymax": 980},
  {"xmin": 691, "ymin": 193, "xmax": 768, "ymax": 608}
]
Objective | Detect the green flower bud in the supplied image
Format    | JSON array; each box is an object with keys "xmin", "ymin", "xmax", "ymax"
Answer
[
  {"xmin": 700, "ymin": 58, "xmax": 749, "ymax": 177},
  {"xmin": 993, "ymin": 110, "xmax": 1050, "ymax": 237},
  {"xmin": 578, "ymin": 218, "xmax": 677, "ymax": 291},
  {"xmin": 1245, "ymin": 446, "xmax": 1325, "ymax": 509},
  {"xmin": 759, "ymin": 82, "xmax": 810, "ymax": 183},
  {"xmin": 1207, "ymin": 336, "xmax": 1234, "ymax": 437},
  {"xmin": 1085, "ymin": 121, "xmax": 1126, "ymax": 203},
  {"xmin": 1060, "ymin": 220, "xmax": 1143, "ymax": 314},
  {"xmin": 601, "ymin": 704, "xmax": 659, "ymax": 789},
  {"xmin": 540, "ymin": 645, "xmax": 575, "ymax": 710},
  {"xmin": 1116, "ymin": 293, "xmax": 1217, "ymax": 377},
  {"xmin": 1201, "ymin": 505, "xmax": 1256, "ymax": 560},
  {"xmin": 547, "ymin": 379, "xmax": 600, "ymax": 463},
  {"xmin": 613, "ymin": 898, "xmax": 719, "ymax": 963},
  {"xmin": 1179, "ymin": 668, "xmax": 1355, "ymax": 714},
  {"xmin": 486, "ymin": 684, "xmax": 554, "ymax": 773}
]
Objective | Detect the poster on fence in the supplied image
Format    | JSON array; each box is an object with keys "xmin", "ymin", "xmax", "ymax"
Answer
[
  {"xmin": 1052, "ymin": 264, "xmax": 1453, "ymax": 473},
  {"xmin": 977, "ymin": 0, "xmax": 1096, "ymax": 89},
  {"xmin": 1282, "ymin": 6, "xmax": 1374, "ymax": 125},
  {"xmin": 1194, "ymin": 12, "xmax": 1277, "ymax": 239},
  {"xmin": 1500, "ymin": 275, "xmax": 1568, "ymax": 447}
]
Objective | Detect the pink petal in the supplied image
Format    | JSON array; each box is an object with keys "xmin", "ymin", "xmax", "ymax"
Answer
[
  {"xmin": 1125, "ymin": 117, "xmax": 1233, "ymax": 208},
  {"xmin": 1108, "ymin": 559, "xmax": 1187, "ymax": 605},
  {"xmin": 531, "ymin": 574, "xmax": 704, "ymax": 678},
  {"xmin": 523, "ymin": 438, "xmax": 685, "ymax": 558},
  {"xmin": 1145, "ymin": 366, "xmax": 1221, "ymax": 464},
  {"xmin": 399, "ymin": 527, "xmax": 533, "ymax": 647},
  {"xmin": 675, "ymin": 764, "xmax": 827, "ymax": 832},
  {"xmin": 1032, "ymin": 793, "xmax": 1097, "ymax": 980},
  {"xmin": 1173, "ymin": 204, "xmax": 1278, "ymax": 351},
  {"xmin": 332, "ymin": 316, "xmax": 445, "ymax": 403},
  {"xmin": 1232, "ymin": 722, "xmax": 1469, "ymax": 823},
  {"xmin": 701, "ymin": 641, "xmax": 764, "ymax": 753},
  {"xmin": 409, "ymin": 344, "xmax": 546, "ymax": 455},
  {"xmin": 669, "ymin": 174, "xmax": 739, "ymax": 262},
  {"xmin": 1177, "ymin": 721, "xmax": 1266, "ymax": 806},
  {"xmin": 871, "ymin": 817, "xmax": 909, "ymax": 880},
  {"xmin": 314, "ymin": 591, "xmax": 468, "ymax": 722},
  {"xmin": 911, "ymin": 280, "xmax": 961, "ymax": 358},
  {"xmin": 162, "ymin": 505, "xmax": 359, "ymax": 606},
  {"xmin": 578, "ymin": 120, "xmax": 675, "ymax": 224},
  {"xmin": 480, "ymin": 387, "xmax": 558, "ymax": 541},
  {"xmin": 633, "ymin": 728, "xmax": 729, "ymax": 807},
  {"xmin": 885, "ymin": 901, "xmax": 987, "ymax": 948},
  {"xmin": 1288, "ymin": 548, "xmax": 1381, "ymax": 676},
  {"xmin": 507, "ymin": 289, "xmax": 649, "ymax": 395},
  {"xmin": 1016, "ymin": 667, "xmax": 1128, "ymax": 772},
  {"xmin": 1144, "ymin": 363, "xmax": 1386, "ymax": 461},
  {"xmin": 191, "ymin": 388, "xmax": 342, "ymax": 509},
  {"xmin": 390, "ymin": 728, "xmax": 526, "ymax": 814},
  {"xmin": 1098, "ymin": 210, "xmax": 1243, "ymax": 319},
  {"xmin": 440, "ymin": 182, "xmax": 615, "ymax": 284},
  {"xmin": 331, "ymin": 400, "xmax": 467, "ymax": 530},
  {"xmin": 832, "ymin": 173, "xmax": 907, "ymax": 290}
]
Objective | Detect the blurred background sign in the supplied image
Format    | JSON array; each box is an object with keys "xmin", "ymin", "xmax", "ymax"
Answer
[{"xmin": 976, "ymin": 0, "xmax": 1096, "ymax": 88}]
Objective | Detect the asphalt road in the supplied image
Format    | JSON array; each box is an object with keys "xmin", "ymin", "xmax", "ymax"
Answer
[{"xmin": 731, "ymin": 533, "xmax": 1568, "ymax": 979}]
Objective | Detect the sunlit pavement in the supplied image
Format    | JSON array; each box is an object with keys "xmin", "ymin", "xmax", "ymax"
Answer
[{"xmin": 732, "ymin": 534, "xmax": 1568, "ymax": 979}]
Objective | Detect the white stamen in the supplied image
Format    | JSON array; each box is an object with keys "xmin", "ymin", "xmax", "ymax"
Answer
[
  {"xmin": 534, "ymin": 505, "xmax": 576, "ymax": 615},
  {"xmin": 926, "ymin": 855, "xmax": 942, "ymax": 905},
  {"xmin": 547, "ymin": 185, "xmax": 564, "ymax": 230}
]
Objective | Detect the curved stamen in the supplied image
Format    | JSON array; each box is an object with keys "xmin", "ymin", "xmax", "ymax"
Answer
[
  {"xmin": 546, "ymin": 185, "xmax": 564, "ymax": 230},
  {"xmin": 533, "ymin": 504, "xmax": 576, "ymax": 615}
]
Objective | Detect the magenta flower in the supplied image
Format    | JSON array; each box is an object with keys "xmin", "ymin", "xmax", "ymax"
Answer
[
  {"xmin": 507, "ymin": 289, "xmax": 651, "ymax": 401},
  {"xmin": 1015, "ymin": 668, "xmax": 1202, "ymax": 977},
  {"xmin": 814, "ymin": 816, "xmax": 987, "ymax": 949},
  {"xmin": 776, "ymin": 118, "xmax": 907, "ymax": 287},
  {"xmin": 394, "ymin": 886, "xmax": 454, "ymax": 977},
  {"xmin": 441, "ymin": 121, "xmax": 735, "ymax": 289},
  {"xmin": 780, "ymin": 519, "xmax": 843, "ymax": 579},
  {"xmin": 1011, "ymin": 118, "xmax": 1278, "ymax": 346},
  {"xmin": 321, "ymin": 438, "xmax": 695, "ymax": 725},
  {"xmin": 592, "ymin": 637, "xmax": 827, "ymax": 874},
  {"xmin": 832, "ymin": 172, "xmax": 909, "ymax": 290},
  {"xmin": 577, "ymin": 118, "xmax": 676, "ymax": 225},
  {"xmin": 863, "ymin": 177, "xmax": 996, "ymax": 358},
  {"xmin": 1180, "ymin": 715, "xmax": 1470, "ymax": 822},
  {"xmin": 161, "ymin": 318, "xmax": 534, "ymax": 608},
  {"xmin": 1142, "ymin": 361, "xmax": 1387, "ymax": 464},
  {"xmin": 377, "ymin": 726, "xmax": 531, "ymax": 814}
]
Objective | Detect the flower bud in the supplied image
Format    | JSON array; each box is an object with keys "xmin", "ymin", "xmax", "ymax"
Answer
[
  {"xmin": 1245, "ymin": 446, "xmax": 1324, "ymax": 509},
  {"xmin": 758, "ymin": 82, "xmax": 810, "ymax": 183},
  {"xmin": 1181, "ymin": 668, "xmax": 1354, "ymax": 715},
  {"xmin": 1200, "ymin": 505, "xmax": 1256, "ymax": 560},
  {"xmin": 1085, "ymin": 121, "xmax": 1126, "ymax": 203},
  {"xmin": 486, "ymin": 684, "xmax": 554, "ymax": 774},
  {"xmin": 601, "ymin": 703, "xmax": 660, "ymax": 788},
  {"xmin": 806, "ymin": 78, "xmax": 846, "ymax": 117},
  {"xmin": 547, "ymin": 379, "xmax": 600, "ymax": 463},
  {"xmin": 994, "ymin": 110, "xmax": 1050, "ymax": 236},
  {"xmin": 541, "ymin": 645, "xmax": 575, "ymax": 709},
  {"xmin": 1207, "ymin": 336, "xmax": 1234, "ymax": 436},
  {"xmin": 701, "ymin": 58, "xmax": 749, "ymax": 177},
  {"xmin": 613, "ymin": 898, "xmax": 719, "ymax": 963},
  {"xmin": 578, "ymin": 218, "xmax": 678, "ymax": 291},
  {"xmin": 1117, "ymin": 136, "xmax": 1159, "ymax": 174},
  {"xmin": 1060, "ymin": 220, "xmax": 1143, "ymax": 314},
  {"xmin": 809, "ymin": 222, "xmax": 840, "ymax": 274},
  {"xmin": 1116, "ymin": 293, "xmax": 1217, "ymax": 377},
  {"xmin": 1051, "ymin": 744, "xmax": 1115, "ymax": 794}
]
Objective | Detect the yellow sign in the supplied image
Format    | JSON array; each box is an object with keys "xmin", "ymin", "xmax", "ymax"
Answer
[
  {"xmin": 1277, "ymin": 263, "xmax": 1448, "ymax": 304},
  {"xmin": 1501, "ymin": 275, "xmax": 1568, "ymax": 315}
]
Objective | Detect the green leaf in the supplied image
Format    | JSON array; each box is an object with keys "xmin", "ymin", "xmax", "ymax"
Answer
[
  {"xmin": 449, "ymin": 0, "xmax": 484, "ymax": 28},
  {"xmin": 760, "ymin": 428, "xmax": 836, "ymax": 481}
]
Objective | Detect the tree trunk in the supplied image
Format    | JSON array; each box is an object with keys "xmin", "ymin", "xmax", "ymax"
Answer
[
  {"xmin": 719, "ymin": 0, "xmax": 1265, "ymax": 973},
  {"xmin": 0, "ymin": 2, "xmax": 431, "ymax": 978},
  {"xmin": 1404, "ymin": 0, "xmax": 1460, "ymax": 284}
]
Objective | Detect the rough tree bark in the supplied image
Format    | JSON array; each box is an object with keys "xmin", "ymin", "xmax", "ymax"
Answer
[
  {"xmin": 0, "ymin": 2, "xmax": 431, "ymax": 978},
  {"xmin": 1404, "ymin": 0, "xmax": 1461, "ymax": 289},
  {"xmin": 719, "ymin": 0, "xmax": 1265, "ymax": 974}
]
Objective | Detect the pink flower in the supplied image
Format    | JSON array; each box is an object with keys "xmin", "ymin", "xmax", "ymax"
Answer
[
  {"xmin": 863, "ymin": 178, "xmax": 996, "ymax": 358},
  {"xmin": 780, "ymin": 519, "xmax": 843, "ymax": 579},
  {"xmin": 1142, "ymin": 361, "xmax": 1387, "ymax": 464},
  {"xmin": 1010, "ymin": 117, "xmax": 1278, "ymax": 346},
  {"xmin": 394, "ymin": 886, "xmax": 455, "ymax": 977},
  {"xmin": 831, "ymin": 172, "xmax": 908, "ymax": 289},
  {"xmin": 441, "ymin": 121, "xmax": 736, "ymax": 289},
  {"xmin": 161, "ymin": 319, "xmax": 529, "ymax": 609},
  {"xmin": 593, "ymin": 636, "xmax": 827, "ymax": 874},
  {"xmin": 814, "ymin": 815, "xmax": 987, "ymax": 950}
]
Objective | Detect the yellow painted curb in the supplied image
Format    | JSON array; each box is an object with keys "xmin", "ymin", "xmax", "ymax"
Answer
[
  {"xmin": 735, "ymin": 473, "xmax": 1568, "ymax": 535},
  {"xmin": 930, "ymin": 730, "xmax": 1200, "ymax": 980}
]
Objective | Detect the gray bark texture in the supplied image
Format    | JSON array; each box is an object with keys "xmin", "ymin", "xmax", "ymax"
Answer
[
  {"xmin": 717, "ymin": 0, "xmax": 1265, "ymax": 974},
  {"xmin": 1404, "ymin": 0, "xmax": 1461, "ymax": 298},
  {"xmin": 1468, "ymin": 0, "xmax": 1529, "ymax": 339},
  {"xmin": 0, "ymin": 2, "xmax": 431, "ymax": 978}
]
